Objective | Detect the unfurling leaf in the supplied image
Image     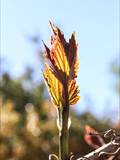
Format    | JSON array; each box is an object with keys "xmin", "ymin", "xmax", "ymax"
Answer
[
  {"xmin": 43, "ymin": 22, "xmax": 80, "ymax": 108},
  {"xmin": 84, "ymin": 125, "xmax": 105, "ymax": 149},
  {"xmin": 43, "ymin": 64, "xmax": 64, "ymax": 108}
]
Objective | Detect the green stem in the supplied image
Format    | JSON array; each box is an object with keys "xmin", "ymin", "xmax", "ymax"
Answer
[
  {"xmin": 59, "ymin": 106, "xmax": 69, "ymax": 160},
  {"xmin": 58, "ymin": 77, "xmax": 69, "ymax": 160}
]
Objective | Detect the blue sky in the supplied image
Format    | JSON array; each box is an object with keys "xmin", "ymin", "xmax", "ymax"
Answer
[{"xmin": 1, "ymin": 0, "xmax": 119, "ymax": 119}]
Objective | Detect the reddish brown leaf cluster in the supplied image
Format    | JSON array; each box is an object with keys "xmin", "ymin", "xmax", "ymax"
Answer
[
  {"xmin": 84, "ymin": 125, "xmax": 105, "ymax": 149},
  {"xmin": 43, "ymin": 22, "xmax": 80, "ymax": 108}
]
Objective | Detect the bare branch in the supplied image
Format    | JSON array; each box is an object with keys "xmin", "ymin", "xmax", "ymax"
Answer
[{"xmin": 76, "ymin": 133, "xmax": 120, "ymax": 160}]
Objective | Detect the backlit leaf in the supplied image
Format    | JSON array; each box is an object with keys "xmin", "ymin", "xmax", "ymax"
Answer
[
  {"xmin": 43, "ymin": 64, "xmax": 64, "ymax": 108},
  {"xmin": 43, "ymin": 22, "xmax": 80, "ymax": 108}
]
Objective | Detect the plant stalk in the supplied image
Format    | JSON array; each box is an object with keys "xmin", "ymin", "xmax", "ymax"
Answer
[{"xmin": 59, "ymin": 106, "xmax": 69, "ymax": 160}]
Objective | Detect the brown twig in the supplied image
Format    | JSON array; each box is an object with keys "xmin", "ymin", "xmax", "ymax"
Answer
[{"xmin": 77, "ymin": 130, "xmax": 120, "ymax": 160}]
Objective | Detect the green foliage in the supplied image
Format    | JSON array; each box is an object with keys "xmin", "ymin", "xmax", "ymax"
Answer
[{"xmin": 0, "ymin": 71, "xmax": 46, "ymax": 120}]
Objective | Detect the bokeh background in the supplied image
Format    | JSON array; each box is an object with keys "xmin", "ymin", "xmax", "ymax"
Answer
[{"xmin": 0, "ymin": 0, "xmax": 120, "ymax": 160}]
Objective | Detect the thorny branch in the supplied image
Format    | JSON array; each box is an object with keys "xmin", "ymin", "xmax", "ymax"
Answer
[{"xmin": 76, "ymin": 129, "xmax": 120, "ymax": 160}]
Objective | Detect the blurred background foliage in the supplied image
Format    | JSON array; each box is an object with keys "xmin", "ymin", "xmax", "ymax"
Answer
[{"xmin": 0, "ymin": 53, "xmax": 119, "ymax": 160}]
